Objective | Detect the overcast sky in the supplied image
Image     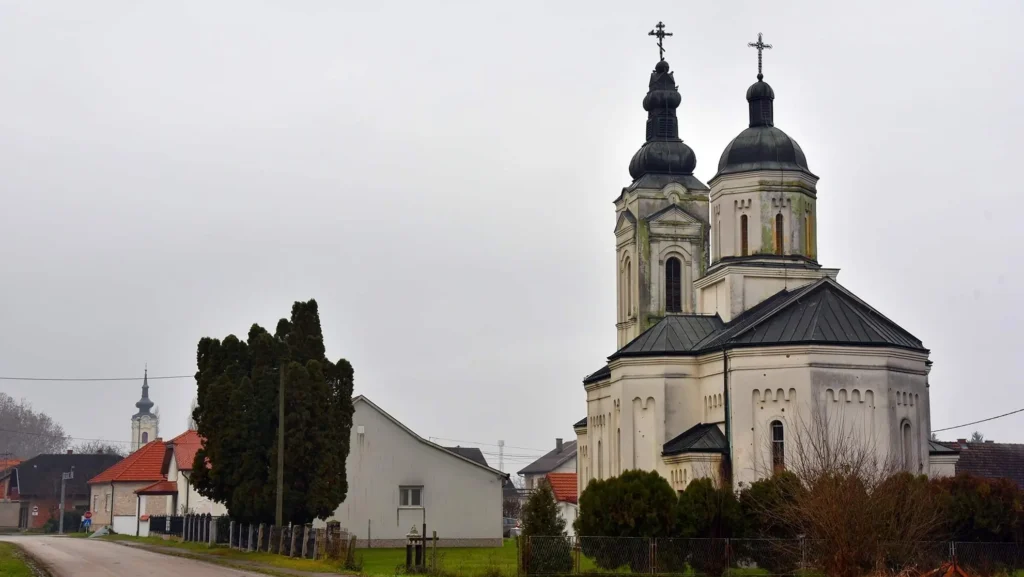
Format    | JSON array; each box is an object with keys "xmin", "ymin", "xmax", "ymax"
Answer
[{"xmin": 1, "ymin": 1, "xmax": 1021, "ymax": 470}]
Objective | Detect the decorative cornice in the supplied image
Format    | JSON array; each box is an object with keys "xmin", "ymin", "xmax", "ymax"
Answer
[{"xmin": 694, "ymin": 262, "xmax": 838, "ymax": 290}]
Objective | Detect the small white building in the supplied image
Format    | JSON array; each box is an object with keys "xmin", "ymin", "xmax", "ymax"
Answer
[
  {"xmin": 517, "ymin": 439, "xmax": 577, "ymax": 491},
  {"xmin": 322, "ymin": 396, "xmax": 507, "ymax": 547}
]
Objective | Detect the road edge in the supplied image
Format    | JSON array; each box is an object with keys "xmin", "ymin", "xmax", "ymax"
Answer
[
  {"xmin": 10, "ymin": 542, "xmax": 54, "ymax": 577},
  {"xmin": 104, "ymin": 539, "xmax": 335, "ymax": 577}
]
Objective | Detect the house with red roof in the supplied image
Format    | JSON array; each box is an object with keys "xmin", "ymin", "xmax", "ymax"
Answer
[
  {"xmin": 87, "ymin": 430, "xmax": 226, "ymax": 535},
  {"xmin": 545, "ymin": 472, "xmax": 578, "ymax": 536},
  {"xmin": 87, "ymin": 439, "xmax": 167, "ymax": 533}
]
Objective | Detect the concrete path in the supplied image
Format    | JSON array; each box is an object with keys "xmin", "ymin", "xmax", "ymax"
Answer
[{"xmin": 0, "ymin": 535, "xmax": 268, "ymax": 577}]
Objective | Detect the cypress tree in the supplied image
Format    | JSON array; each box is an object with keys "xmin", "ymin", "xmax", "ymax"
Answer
[
  {"xmin": 191, "ymin": 299, "xmax": 355, "ymax": 524},
  {"xmin": 522, "ymin": 478, "xmax": 566, "ymax": 536}
]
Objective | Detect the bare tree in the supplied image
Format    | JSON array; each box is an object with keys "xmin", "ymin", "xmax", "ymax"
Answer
[
  {"xmin": 71, "ymin": 440, "xmax": 127, "ymax": 457},
  {"xmin": 0, "ymin": 392, "xmax": 70, "ymax": 458},
  {"xmin": 750, "ymin": 405, "xmax": 943, "ymax": 577}
]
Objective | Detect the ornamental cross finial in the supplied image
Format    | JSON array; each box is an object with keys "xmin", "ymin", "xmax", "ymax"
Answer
[
  {"xmin": 747, "ymin": 32, "xmax": 773, "ymax": 80},
  {"xmin": 648, "ymin": 21, "xmax": 673, "ymax": 62}
]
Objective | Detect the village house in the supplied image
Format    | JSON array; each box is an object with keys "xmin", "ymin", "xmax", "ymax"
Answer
[
  {"xmin": 546, "ymin": 472, "xmax": 578, "ymax": 537},
  {"xmin": 0, "ymin": 451, "xmax": 121, "ymax": 530},
  {"xmin": 320, "ymin": 395, "xmax": 507, "ymax": 547},
  {"xmin": 517, "ymin": 439, "xmax": 577, "ymax": 490},
  {"xmin": 87, "ymin": 439, "xmax": 167, "ymax": 534}
]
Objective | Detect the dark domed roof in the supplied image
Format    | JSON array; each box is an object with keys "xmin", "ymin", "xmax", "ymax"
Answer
[
  {"xmin": 628, "ymin": 60, "xmax": 699, "ymax": 181},
  {"xmin": 715, "ymin": 77, "xmax": 814, "ymax": 178}
]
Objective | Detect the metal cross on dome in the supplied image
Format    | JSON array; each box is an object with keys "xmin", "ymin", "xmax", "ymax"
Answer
[
  {"xmin": 648, "ymin": 21, "xmax": 673, "ymax": 62},
  {"xmin": 748, "ymin": 32, "xmax": 773, "ymax": 80}
]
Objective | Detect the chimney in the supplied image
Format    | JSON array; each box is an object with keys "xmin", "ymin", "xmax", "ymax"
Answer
[
  {"xmin": 985, "ymin": 440, "xmax": 995, "ymax": 444},
  {"xmin": 957, "ymin": 439, "xmax": 967, "ymax": 444},
  {"xmin": 66, "ymin": 450, "xmax": 73, "ymax": 455},
  {"xmin": 556, "ymin": 438, "xmax": 563, "ymax": 453}
]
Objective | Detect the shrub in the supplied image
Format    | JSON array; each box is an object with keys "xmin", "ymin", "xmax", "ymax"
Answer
[
  {"xmin": 521, "ymin": 479, "xmax": 566, "ymax": 537},
  {"xmin": 521, "ymin": 479, "xmax": 571, "ymax": 574}
]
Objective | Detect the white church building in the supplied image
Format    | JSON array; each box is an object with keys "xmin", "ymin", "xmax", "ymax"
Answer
[{"xmin": 575, "ymin": 34, "xmax": 940, "ymax": 492}]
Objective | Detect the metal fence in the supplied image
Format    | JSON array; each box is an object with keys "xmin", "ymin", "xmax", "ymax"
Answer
[{"xmin": 520, "ymin": 537, "xmax": 1024, "ymax": 577}]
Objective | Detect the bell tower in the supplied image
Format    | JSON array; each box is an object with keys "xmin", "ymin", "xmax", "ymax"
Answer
[
  {"xmin": 614, "ymin": 22, "xmax": 710, "ymax": 347},
  {"xmin": 130, "ymin": 368, "xmax": 159, "ymax": 452}
]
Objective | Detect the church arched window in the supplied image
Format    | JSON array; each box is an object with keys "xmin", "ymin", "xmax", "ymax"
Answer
[
  {"xmin": 775, "ymin": 214, "xmax": 784, "ymax": 255},
  {"xmin": 740, "ymin": 214, "xmax": 749, "ymax": 256},
  {"xmin": 771, "ymin": 420, "xmax": 784, "ymax": 471},
  {"xmin": 141, "ymin": 432, "xmax": 149, "ymax": 444},
  {"xmin": 623, "ymin": 258, "xmax": 633, "ymax": 319},
  {"xmin": 665, "ymin": 257, "xmax": 682, "ymax": 313},
  {"xmin": 902, "ymin": 421, "xmax": 913, "ymax": 470}
]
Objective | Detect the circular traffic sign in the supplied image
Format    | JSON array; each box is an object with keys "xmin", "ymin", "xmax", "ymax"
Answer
[{"xmin": 84, "ymin": 511, "xmax": 92, "ymax": 519}]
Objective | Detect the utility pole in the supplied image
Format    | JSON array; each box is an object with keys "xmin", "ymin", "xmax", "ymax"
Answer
[
  {"xmin": 58, "ymin": 466, "xmax": 74, "ymax": 535},
  {"xmin": 275, "ymin": 366, "xmax": 285, "ymax": 527},
  {"xmin": 498, "ymin": 440, "xmax": 505, "ymax": 473}
]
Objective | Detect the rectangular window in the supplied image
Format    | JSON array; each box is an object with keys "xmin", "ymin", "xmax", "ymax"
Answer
[
  {"xmin": 104, "ymin": 495, "xmax": 110, "ymax": 512},
  {"xmin": 400, "ymin": 486, "xmax": 422, "ymax": 507},
  {"xmin": 93, "ymin": 496, "xmax": 98, "ymax": 512}
]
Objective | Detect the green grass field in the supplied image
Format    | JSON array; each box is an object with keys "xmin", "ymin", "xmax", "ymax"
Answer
[
  {"xmin": 101, "ymin": 534, "xmax": 347, "ymax": 573},
  {"xmin": 358, "ymin": 539, "xmax": 518, "ymax": 577},
  {"xmin": 0, "ymin": 542, "xmax": 36, "ymax": 577}
]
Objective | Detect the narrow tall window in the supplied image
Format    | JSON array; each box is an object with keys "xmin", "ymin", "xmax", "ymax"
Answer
[
  {"xmin": 902, "ymin": 422, "xmax": 913, "ymax": 471},
  {"xmin": 771, "ymin": 420, "xmax": 785, "ymax": 471},
  {"xmin": 597, "ymin": 440, "xmax": 603, "ymax": 480},
  {"xmin": 775, "ymin": 214, "xmax": 784, "ymax": 255},
  {"xmin": 804, "ymin": 214, "xmax": 810, "ymax": 255},
  {"xmin": 808, "ymin": 212, "xmax": 816, "ymax": 258},
  {"xmin": 624, "ymin": 259, "xmax": 632, "ymax": 318},
  {"xmin": 740, "ymin": 214, "xmax": 749, "ymax": 256},
  {"xmin": 665, "ymin": 257, "xmax": 682, "ymax": 313},
  {"xmin": 141, "ymin": 432, "xmax": 148, "ymax": 444}
]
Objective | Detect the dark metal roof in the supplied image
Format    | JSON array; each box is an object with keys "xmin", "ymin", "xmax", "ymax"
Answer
[
  {"xmin": 611, "ymin": 315, "xmax": 724, "ymax": 359},
  {"xmin": 929, "ymin": 440, "xmax": 960, "ymax": 455},
  {"xmin": 444, "ymin": 447, "xmax": 489, "ymax": 468},
  {"xmin": 573, "ymin": 417, "xmax": 587, "ymax": 429},
  {"xmin": 713, "ymin": 77, "xmax": 815, "ymax": 180},
  {"xmin": 134, "ymin": 370, "xmax": 154, "ymax": 418},
  {"xmin": 8, "ymin": 453, "xmax": 123, "ymax": 497},
  {"xmin": 583, "ymin": 364, "xmax": 611, "ymax": 385},
  {"xmin": 517, "ymin": 440, "xmax": 577, "ymax": 476},
  {"xmin": 604, "ymin": 278, "xmax": 926, "ymax": 365},
  {"xmin": 663, "ymin": 423, "xmax": 727, "ymax": 455},
  {"xmin": 952, "ymin": 441, "xmax": 1024, "ymax": 488}
]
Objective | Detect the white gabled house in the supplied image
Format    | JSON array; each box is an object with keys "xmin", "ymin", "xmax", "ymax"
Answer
[{"xmin": 320, "ymin": 395, "xmax": 507, "ymax": 547}]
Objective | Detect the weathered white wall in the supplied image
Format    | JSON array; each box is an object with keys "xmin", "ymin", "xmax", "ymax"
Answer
[
  {"xmin": 324, "ymin": 398, "xmax": 503, "ymax": 547},
  {"xmin": 582, "ymin": 345, "xmax": 932, "ymax": 491},
  {"xmin": 558, "ymin": 501, "xmax": 578, "ymax": 537}
]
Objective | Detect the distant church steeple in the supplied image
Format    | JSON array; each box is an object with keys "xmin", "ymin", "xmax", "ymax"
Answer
[{"xmin": 130, "ymin": 367, "xmax": 159, "ymax": 452}]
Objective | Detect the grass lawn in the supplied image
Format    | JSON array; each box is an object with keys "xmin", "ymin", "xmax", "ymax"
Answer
[
  {"xmin": 0, "ymin": 542, "xmax": 37, "ymax": 577},
  {"xmin": 100, "ymin": 534, "xmax": 348, "ymax": 574},
  {"xmin": 359, "ymin": 539, "xmax": 518, "ymax": 577}
]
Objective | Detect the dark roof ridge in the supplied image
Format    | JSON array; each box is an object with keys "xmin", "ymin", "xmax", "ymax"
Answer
[
  {"xmin": 718, "ymin": 278, "xmax": 827, "ymax": 344},
  {"xmin": 814, "ymin": 278, "xmax": 924, "ymax": 348}
]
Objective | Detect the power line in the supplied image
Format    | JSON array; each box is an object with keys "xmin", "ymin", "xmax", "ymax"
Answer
[
  {"xmin": 429, "ymin": 436, "xmax": 550, "ymax": 453},
  {"xmin": 0, "ymin": 374, "xmax": 192, "ymax": 382},
  {"xmin": 933, "ymin": 407, "xmax": 1024, "ymax": 433},
  {"xmin": 0, "ymin": 426, "xmax": 133, "ymax": 445}
]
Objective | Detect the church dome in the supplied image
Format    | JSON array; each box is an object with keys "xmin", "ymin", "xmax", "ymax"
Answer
[
  {"xmin": 715, "ymin": 77, "xmax": 813, "ymax": 178},
  {"xmin": 628, "ymin": 60, "xmax": 698, "ymax": 180}
]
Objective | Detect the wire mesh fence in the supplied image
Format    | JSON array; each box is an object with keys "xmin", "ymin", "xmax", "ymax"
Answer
[{"xmin": 521, "ymin": 537, "xmax": 1024, "ymax": 576}]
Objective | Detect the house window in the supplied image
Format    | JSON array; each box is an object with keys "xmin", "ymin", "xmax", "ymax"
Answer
[
  {"xmin": 93, "ymin": 496, "xmax": 98, "ymax": 513},
  {"xmin": 665, "ymin": 257, "xmax": 682, "ymax": 313},
  {"xmin": 775, "ymin": 214, "xmax": 784, "ymax": 255},
  {"xmin": 740, "ymin": 214, "xmax": 749, "ymax": 256},
  {"xmin": 771, "ymin": 420, "xmax": 785, "ymax": 471},
  {"xmin": 104, "ymin": 494, "xmax": 110, "ymax": 512},
  {"xmin": 400, "ymin": 486, "xmax": 423, "ymax": 507}
]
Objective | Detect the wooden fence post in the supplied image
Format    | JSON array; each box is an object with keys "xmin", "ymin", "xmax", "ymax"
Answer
[
  {"xmin": 279, "ymin": 525, "xmax": 287, "ymax": 556},
  {"xmin": 290, "ymin": 525, "xmax": 299, "ymax": 557},
  {"xmin": 302, "ymin": 524, "xmax": 311, "ymax": 558}
]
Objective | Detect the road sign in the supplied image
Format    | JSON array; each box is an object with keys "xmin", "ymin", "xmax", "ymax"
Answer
[
  {"xmin": 31, "ymin": 506, "xmax": 38, "ymax": 516},
  {"xmin": 84, "ymin": 511, "xmax": 92, "ymax": 520}
]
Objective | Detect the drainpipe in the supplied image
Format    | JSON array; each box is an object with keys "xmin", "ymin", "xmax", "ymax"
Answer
[
  {"xmin": 110, "ymin": 482, "xmax": 115, "ymax": 531},
  {"xmin": 136, "ymin": 494, "xmax": 141, "ymax": 536},
  {"xmin": 722, "ymin": 346, "xmax": 733, "ymax": 486}
]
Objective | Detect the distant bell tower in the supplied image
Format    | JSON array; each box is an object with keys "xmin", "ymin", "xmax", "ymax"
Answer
[
  {"xmin": 130, "ymin": 368, "xmax": 159, "ymax": 452},
  {"xmin": 615, "ymin": 22, "xmax": 710, "ymax": 347}
]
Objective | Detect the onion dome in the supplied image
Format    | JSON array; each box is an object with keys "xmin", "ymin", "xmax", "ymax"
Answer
[
  {"xmin": 715, "ymin": 74, "xmax": 812, "ymax": 178},
  {"xmin": 628, "ymin": 60, "xmax": 697, "ymax": 180}
]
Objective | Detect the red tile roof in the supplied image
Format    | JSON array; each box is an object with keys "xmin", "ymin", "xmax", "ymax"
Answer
[
  {"xmin": 169, "ymin": 430, "xmax": 203, "ymax": 471},
  {"xmin": 88, "ymin": 439, "xmax": 168, "ymax": 484},
  {"xmin": 0, "ymin": 459, "xmax": 21, "ymax": 473},
  {"xmin": 546, "ymin": 472, "xmax": 578, "ymax": 504},
  {"xmin": 136, "ymin": 480, "xmax": 178, "ymax": 495}
]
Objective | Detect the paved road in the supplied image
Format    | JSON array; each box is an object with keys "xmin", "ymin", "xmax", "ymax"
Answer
[{"xmin": 0, "ymin": 536, "xmax": 267, "ymax": 577}]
